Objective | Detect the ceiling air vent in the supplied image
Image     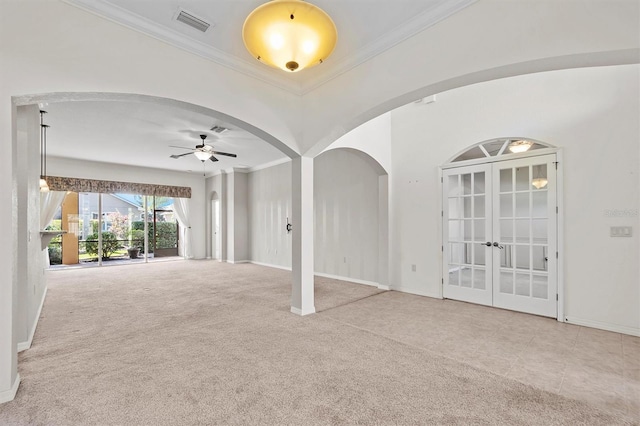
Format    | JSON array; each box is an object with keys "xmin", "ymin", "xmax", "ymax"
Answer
[
  {"xmin": 210, "ymin": 125, "xmax": 228, "ymax": 134},
  {"xmin": 175, "ymin": 9, "xmax": 211, "ymax": 33}
]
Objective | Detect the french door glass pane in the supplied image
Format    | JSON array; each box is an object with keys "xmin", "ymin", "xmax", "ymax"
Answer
[
  {"xmin": 474, "ymin": 219, "xmax": 485, "ymax": 240},
  {"xmin": 515, "ymin": 273, "xmax": 531, "ymax": 296},
  {"xmin": 532, "ymin": 191, "xmax": 547, "ymax": 216},
  {"xmin": 500, "ymin": 194, "xmax": 513, "ymax": 218},
  {"xmin": 500, "ymin": 244, "xmax": 513, "ymax": 268},
  {"xmin": 462, "ymin": 220, "xmax": 472, "ymax": 242},
  {"xmin": 449, "ymin": 267, "xmax": 460, "ymax": 286},
  {"xmin": 474, "ymin": 196, "xmax": 485, "ymax": 218},
  {"xmin": 460, "ymin": 267, "xmax": 472, "ymax": 287},
  {"xmin": 450, "ymin": 243, "xmax": 465, "ymax": 264},
  {"xmin": 463, "ymin": 197, "xmax": 473, "ymax": 218},
  {"xmin": 500, "ymin": 270, "xmax": 514, "ymax": 294},
  {"xmin": 448, "ymin": 175, "xmax": 460, "ymax": 196},
  {"xmin": 448, "ymin": 198, "xmax": 460, "ymax": 218},
  {"xmin": 532, "ymin": 219, "xmax": 548, "ymax": 242},
  {"xmin": 500, "ymin": 169, "xmax": 512, "ymax": 192},
  {"xmin": 473, "ymin": 244, "xmax": 486, "ymax": 266},
  {"xmin": 515, "ymin": 219, "xmax": 530, "ymax": 242},
  {"xmin": 515, "ymin": 193, "xmax": 529, "ymax": 217},
  {"xmin": 462, "ymin": 174, "xmax": 472, "ymax": 195},
  {"xmin": 500, "ymin": 220, "xmax": 514, "ymax": 243},
  {"xmin": 474, "ymin": 268, "xmax": 486, "ymax": 289},
  {"xmin": 474, "ymin": 172, "xmax": 485, "ymax": 194},
  {"xmin": 515, "ymin": 245, "xmax": 530, "ymax": 270},
  {"xmin": 532, "ymin": 246, "xmax": 547, "ymax": 271},
  {"xmin": 532, "ymin": 274, "xmax": 549, "ymax": 299},
  {"xmin": 449, "ymin": 220, "xmax": 461, "ymax": 241},
  {"xmin": 516, "ymin": 166, "xmax": 529, "ymax": 191}
]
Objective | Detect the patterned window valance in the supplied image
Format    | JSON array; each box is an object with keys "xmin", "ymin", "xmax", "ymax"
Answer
[{"xmin": 46, "ymin": 176, "xmax": 191, "ymax": 198}]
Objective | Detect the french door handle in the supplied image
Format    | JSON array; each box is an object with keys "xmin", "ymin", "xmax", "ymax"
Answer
[
  {"xmin": 483, "ymin": 242, "xmax": 492, "ymax": 247},
  {"xmin": 493, "ymin": 242, "xmax": 504, "ymax": 249}
]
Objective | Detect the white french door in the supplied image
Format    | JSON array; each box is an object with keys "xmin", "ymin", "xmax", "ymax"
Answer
[{"xmin": 443, "ymin": 154, "xmax": 557, "ymax": 317}]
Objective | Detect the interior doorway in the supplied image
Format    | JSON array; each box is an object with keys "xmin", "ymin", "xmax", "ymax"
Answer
[
  {"xmin": 211, "ymin": 199, "xmax": 220, "ymax": 260},
  {"xmin": 442, "ymin": 140, "xmax": 559, "ymax": 318}
]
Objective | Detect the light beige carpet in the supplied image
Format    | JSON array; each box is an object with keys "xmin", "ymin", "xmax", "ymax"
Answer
[{"xmin": 0, "ymin": 261, "xmax": 634, "ymax": 425}]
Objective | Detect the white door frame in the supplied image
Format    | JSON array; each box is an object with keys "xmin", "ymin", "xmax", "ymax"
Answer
[
  {"xmin": 440, "ymin": 148, "xmax": 564, "ymax": 322},
  {"xmin": 211, "ymin": 199, "xmax": 221, "ymax": 261}
]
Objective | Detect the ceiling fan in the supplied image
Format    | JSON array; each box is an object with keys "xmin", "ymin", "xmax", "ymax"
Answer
[{"xmin": 169, "ymin": 134, "xmax": 237, "ymax": 163}]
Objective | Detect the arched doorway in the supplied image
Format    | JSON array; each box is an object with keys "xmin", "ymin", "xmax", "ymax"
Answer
[{"xmin": 441, "ymin": 138, "xmax": 563, "ymax": 319}]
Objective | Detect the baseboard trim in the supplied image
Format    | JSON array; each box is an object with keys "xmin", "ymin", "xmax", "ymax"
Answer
[
  {"xmin": 389, "ymin": 285, "xmax": 442, "ymax": 299},
  {"xmin": 291, "ymin": 306, "xmax": 316, "ymax": 316},
  {"xmin": 314, "ymin": 272, "xmax": 378, "ymax": 287},
  {"xmin": 377, "ymin": 285, "xmax": 390, "ymax": 291},
  {"xmin": 18, "ymin": 287, "xmax": 48, "ymax": 352},
  {"xmin": 227, "ymin": 260, "xmax": 250, "ymax": 264},
  {"xmin": 249, "ymin": 261, "xmax": 292, "ymax": 271},
  {"xmin": 564, "ymin": 316, "xmax": 640, "ymax": 337},
  {"xmin": 0, "ymin": 374, "xmax": 20, "ymax": 404}
]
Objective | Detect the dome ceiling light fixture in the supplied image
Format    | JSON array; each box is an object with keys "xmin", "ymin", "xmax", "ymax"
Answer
[{"xmin": 242, "ymin": 0, "xmax": 337, "ymax": 72}]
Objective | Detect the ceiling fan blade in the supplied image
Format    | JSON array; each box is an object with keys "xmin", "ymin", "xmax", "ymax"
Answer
[
  {"xmin": 209, "ymin": 156, "xmax": 219, "ymax": 162},
  {"xmin": 169, "ymin": 145, "xmax": 196, "ymax": 151},
  {"xmin": 170, "ymin": 152, "xmax": 193, "ymax": 159},
  {"xmin": 212, "ymin": 151, "xmax": 237, "ymax": 158}
]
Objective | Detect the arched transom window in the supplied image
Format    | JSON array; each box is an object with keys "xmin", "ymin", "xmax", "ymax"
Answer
[{"xmin": 450, "ymin": 138, "xmax": 553, "ymax": 163}]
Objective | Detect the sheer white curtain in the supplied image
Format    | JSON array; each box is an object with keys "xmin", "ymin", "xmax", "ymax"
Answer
[
  {"xmin": 40, "ymin": 191, "xmax": 66, "ymax": 229},
  {"xmin": 172, "ymin": 198, "xmax": 192, "ymax": 259},
  {"xmin": 40, "ymin": 191, "xmax": 67, "ymax": 267}
]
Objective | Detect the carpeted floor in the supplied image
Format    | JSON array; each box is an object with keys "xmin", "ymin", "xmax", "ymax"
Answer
[{"xmin": 0, "ymin": 260, "xmax": 635, "ymax": 425}]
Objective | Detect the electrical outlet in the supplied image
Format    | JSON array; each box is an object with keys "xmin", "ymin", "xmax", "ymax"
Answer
[
  {"xmin": 412, "ymin": 264, "xmax": 416, "ymax": 272},
  {"xmin": 343, "ymin": 257, "xmax": 347, "ymax": 263},
  {"xmin": 610, "ymin": 226, "xmax": 633, "ymax": 237}
]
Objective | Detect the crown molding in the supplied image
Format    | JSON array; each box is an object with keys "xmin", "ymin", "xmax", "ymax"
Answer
[
  {"xmin": 63, "ymin": 0, "xmax": 477, "ymax": 96},
  {"xmin": 247, "ymin": 157, "xmax": 292, "ymax": 173},
  {"xmin": 62, "ymin": 0, "xmax": 302, "ymax": 94},
  {"xmin": 298, "ymin": 0, "xmax": 478, "ymax": 94}
]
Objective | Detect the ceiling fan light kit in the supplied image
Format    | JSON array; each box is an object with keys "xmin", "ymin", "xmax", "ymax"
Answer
[
  {"xmin": 243, "ymin": 0, "xmax": 337, "ymax": 72},
  {"xmin": 169, "ymin": 134, "xmax": 237, "ymax": 164},
  {"xmin": 194, "ymin": 150, "xmax": 213, "ymax": 162}
]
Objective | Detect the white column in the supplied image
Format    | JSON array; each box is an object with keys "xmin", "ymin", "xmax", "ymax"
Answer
[
  {"xmin": 226, "ymin": 171, "xmax": 235, "ymax": 262},
  {"xmin": 378, "ymin": 175, "xmax": 390, "ymax": 290},
  {"xmin": 291, "ymin": 156, "xmax": 315, "ymax": 315}
]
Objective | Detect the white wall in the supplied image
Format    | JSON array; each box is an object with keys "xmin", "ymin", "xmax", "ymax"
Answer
[
  {"xmin": 233, "ymin": 172, "xmax": 249, "ymax": 262},
  {"xmin": 47, "ymin": 157, "xmax": 207, "ymax": 259},
  {"xmin": 390, "ymin": 65, "xmax": 639, "ymax": 334},
  {"xmin": 248, "ymin": 162, "xmax": 292, "ymax": 268}
]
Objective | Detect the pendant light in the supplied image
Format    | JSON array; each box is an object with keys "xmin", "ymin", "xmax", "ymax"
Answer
[
  {"xmin": 243, "ymin": 0, "xmax": 337, "ymax": 72},
  {"xmin": 39, "ymin": 110, "xmax": 50, "ymax": 192}
]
